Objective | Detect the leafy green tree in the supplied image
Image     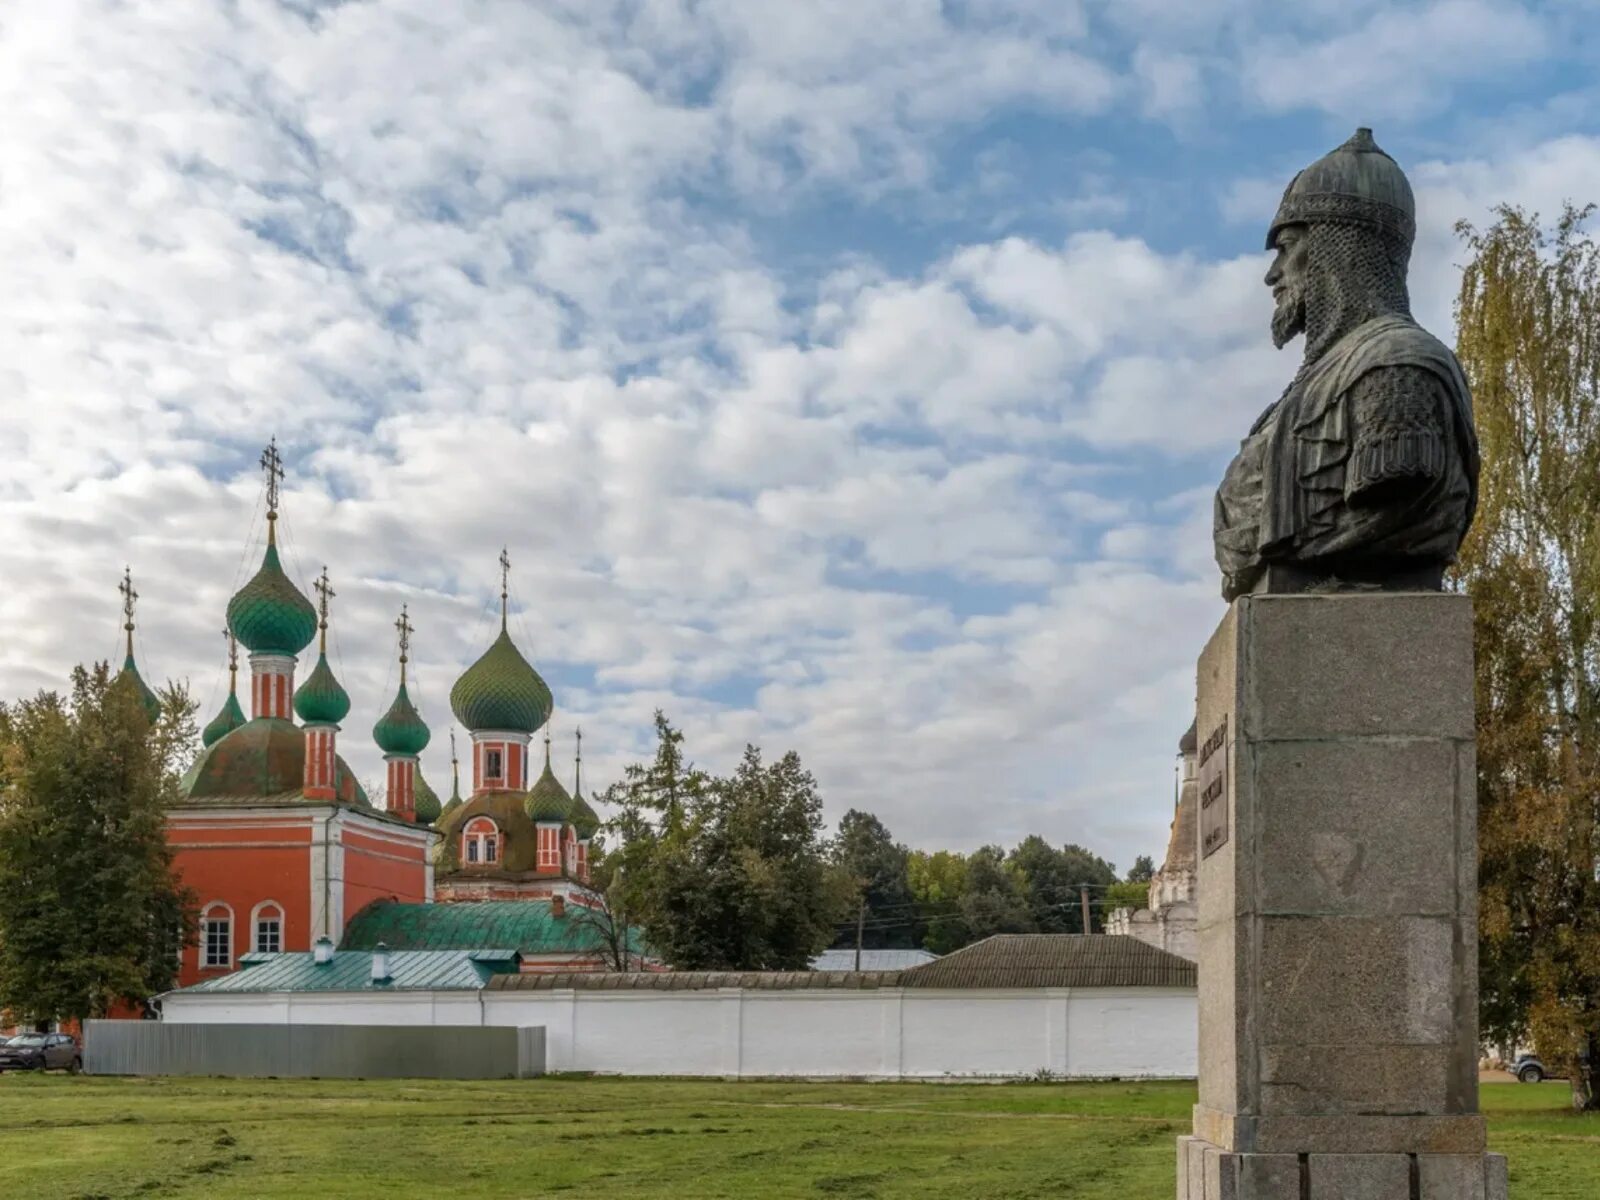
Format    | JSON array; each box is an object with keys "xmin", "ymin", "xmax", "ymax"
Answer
[
  {"xmin": 601, "ymin": 718, "xmax": 845, "ymax": 970},
  {"xmin": 0, "ymin": 665, "xmax": 196, "ymax": 1023},
  {"xmin": 597, "ymin": 710, "xmax": 710, "ymax": 942},
  {"xmin": 1455, "ymin": 205, "xmax": 1600, "ymax": 1110},
  {"xmin": 831, "ymin": 809, "xmax": 916, "ymax": 949},
  {"xmin": 907, "ymin": 849, "xmax": 970, "ymax": 955},
  {"xmin": 1007, "ymin": 837, "xmax": 1118, "ymax": 933},
  {"xmin": 958, "ymin": 845, "xmax": 1035, "ymax": 940},
  {"xmin": 1126, "ymin": 854, "xmax": 1156, "ymax": 884}
]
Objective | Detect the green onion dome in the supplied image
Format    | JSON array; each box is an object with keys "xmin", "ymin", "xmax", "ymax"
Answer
[
  {"xmin": 201, "ymin": 689, "xmax": 247, "ymax": 748},
  {"xmin": 569, "ymin": 790, "xmax": 601, "ymax": 839},
  {"xmin": 449, "ymin": 628, "xmax": 553, "ymax": 734},
  {"xmin": 227, "ymin": 535, "xmax": 318, "ymax": 657},
  {"xmin": 115, "ymin": 655, "xmax": 162, "ymax": 724},
  {"xmin": 524, "ymin": 756, "xmax": 573, "ymax": 823},
  {"xmin": 373, "ymin": 682, "xmax": 431, "ymax": 757},
  {"xmin": 414, "ymin": 769, "xmax": 442, "ymax": 825},
  {"xmin": 294, "ymin": 652, "xmax": 351, "ymax": 725}
]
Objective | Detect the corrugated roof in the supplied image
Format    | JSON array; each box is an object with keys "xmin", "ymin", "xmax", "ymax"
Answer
[
  {"xmin": 490, "ymin": 970, "xmax": 903, "ymax": 992},
  {"xmin": 898, "ymin": 935, "xmax": 1195, "ymax": 989},
  {"xmin": 811, "ymin": 949, "xmax": 938, "ymax": 971},
  {"xmin": 339, "ymin": 900, "xmax": 645, "ymax": 958},
  {"xmin": 488, "ymin": 936, "xmax": 1194, "ymax": 992},
  {"xmin": 173, "ymin": 949, "xmax": 520, "ymax": 994}
]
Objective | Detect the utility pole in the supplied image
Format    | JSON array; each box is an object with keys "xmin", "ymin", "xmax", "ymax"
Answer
[
  {"xmin": 1080, "ymin": 884, "xmax": 1093, "ymax": 935},
  {"xmin": 854, "ymin": 895, "xmax": 867, "ymax": 971}
]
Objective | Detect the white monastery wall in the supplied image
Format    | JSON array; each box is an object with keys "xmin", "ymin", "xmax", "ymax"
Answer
[{"xmin": 163, "ymin": 986, "xmax": 1197, "ymax": 1079}]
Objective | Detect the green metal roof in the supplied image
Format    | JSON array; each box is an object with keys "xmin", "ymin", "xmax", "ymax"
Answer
[
  {"xmin": 449, "ymin": 627, "xmax": 553, "ymax": 734},
  {"xmin": 226, "ymin": 532, "xmax": 318, "ymax": 657},
  {"xmin": 294, "ymin": 651, "xmax": 351, "ymax": 725},
  {"xmin": 373, "ymin": 681, "xmax": 430, "ymax": 756},
  {"xmin": 173, "ymin": 949, "xmax": 520, "ymax": 994},
  {"xmin": 178, "ymin": 717, "xmax": 370, "ymax": 809},
  {"xmin": 340, "ymin": 899, "xmax": 645, "ymax": 958},
  {"xmin": 201, "ymin": 688, "xmax": 247, "ymax": 748}
]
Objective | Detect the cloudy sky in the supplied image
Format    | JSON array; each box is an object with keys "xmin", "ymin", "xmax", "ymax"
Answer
[{"xmin": 3, "ymin": 1, "xmax": 1599, "ymax": 869}]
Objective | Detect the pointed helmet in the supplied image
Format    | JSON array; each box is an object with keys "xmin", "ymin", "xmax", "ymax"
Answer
[{"xmin": 1267, "ymin": 128, "xmax": 1415, "ymax": 252}]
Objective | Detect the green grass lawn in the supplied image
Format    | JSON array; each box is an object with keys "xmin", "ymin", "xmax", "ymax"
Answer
[{"xmin": 0, "ymin": 1074, "xmax": 1592, "ymax": 1199}]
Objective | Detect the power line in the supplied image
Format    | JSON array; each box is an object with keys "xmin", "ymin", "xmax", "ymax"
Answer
[{"xmin": 832, "ymin": 894, "xmax": 1130, "ymax": 934}]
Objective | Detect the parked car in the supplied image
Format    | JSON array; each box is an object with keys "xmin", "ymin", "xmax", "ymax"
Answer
[
  {"xmin": 1512, "ymin": 1053, "xmax": 1547, "ymax": 1083},
  {"xmin": 0, "ymin": 1033, "xmax": 80, "ymax": 1073}
]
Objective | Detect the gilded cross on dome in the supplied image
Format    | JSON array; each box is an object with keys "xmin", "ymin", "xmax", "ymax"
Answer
[
  {"xmin": 394, "ymin": 604, "xmax": 414, "ymax": 684},
  {"xmin": 498, "ymin": 547, "xmax": 511, "ymax": 629},
  {"xmin": 312, "ymin": 567, "xmax": 335, "ymax": 652},
  {"xmin": 259, "ymin": 438, "xmax": 285, "ymax": 517},
  {"xmin": 118, "ymin": 567, "xmax": 138, "ymax": 656}
]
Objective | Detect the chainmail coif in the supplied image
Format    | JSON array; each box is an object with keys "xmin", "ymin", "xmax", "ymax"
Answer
[{"xmin": 1298, "ymin": 221, "xmax": 1412, "ymax": 370}]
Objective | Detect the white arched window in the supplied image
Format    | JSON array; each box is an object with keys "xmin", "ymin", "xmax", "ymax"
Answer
[
  {"xmin": 463, "ymin": 817, "xmax": 499, "ymax": 865},
  {"xmin": 251, "ymin": 901, "xmax": 284, "ymax": 955},
  {"xmin": 201, "ymin": 902, "xmax": 233, "ymax": 970}
]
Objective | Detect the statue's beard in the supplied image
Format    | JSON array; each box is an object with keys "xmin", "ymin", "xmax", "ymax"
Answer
[{"xmin": 1270, "ymin": 285, "xmax": 1305, "ymax": 349}]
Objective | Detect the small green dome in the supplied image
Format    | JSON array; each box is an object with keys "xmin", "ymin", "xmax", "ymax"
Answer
[
  {"xmin": 414, "ymin": 769, "xmax": 442, "ymax": 825},
  {"xmin": 115, "ymin": 655, "xmax": 162, "ymax": 724},
  {"xmin": 440, "ymin": 770, "xmax": 463, "ymax": 822},
  {"xmin": 525, "ymin": 757, "xmax": 573, "ymax": 823},
  {"xmin": 450, "ymin": 628, "xmax": 553, "ymax": 735},
  {"xmin": 294, "ymin": 652, "xmax": 351, "ymax": 725},
  {"xmin": 569, "ymin": 790, "xmax": 601, "ymax": 839},
  {"xmin": 201, "ymin": 689, "xmax": 247, "ymax": 748},
  {"xmin": 227, "ymin": 536, "xmax": 317, "ymax": 657},
  {"xmin": 373, "ymin": 682, "xmax": 430, "ymax": 757}
]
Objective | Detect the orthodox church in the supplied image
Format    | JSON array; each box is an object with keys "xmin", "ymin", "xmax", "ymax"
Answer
[
  {"xmin": 1106, "ymin": 723, "xmax": 1199, "ymax": 962},
  {"xmin": 117, "ymin": 443, "xmax": 613, "ymax": 991}
]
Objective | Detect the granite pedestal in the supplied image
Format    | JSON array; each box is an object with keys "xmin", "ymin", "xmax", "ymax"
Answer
[{"xmin": 1177, "ymin": 593, "xmax": 1506, "ymax": 1199}]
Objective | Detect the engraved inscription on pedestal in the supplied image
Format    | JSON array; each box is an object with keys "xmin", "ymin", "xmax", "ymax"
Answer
[{"xmin": 1198, "ymin": 716, "xmax": 1228, "ymax": 859}]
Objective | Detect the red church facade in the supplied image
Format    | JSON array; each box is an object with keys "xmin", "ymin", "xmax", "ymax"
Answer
[{"xmin": 167, "ymin": 807, "xmax": 432, "ymax": 989}]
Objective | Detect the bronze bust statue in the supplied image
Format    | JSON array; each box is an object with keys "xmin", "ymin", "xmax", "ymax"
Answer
[{"xmin": 1213, "ymin": 128, "xmax": 1480, "ymax": 601}]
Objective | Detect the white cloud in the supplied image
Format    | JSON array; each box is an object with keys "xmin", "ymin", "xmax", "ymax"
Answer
[
  {"xmin": 1131, "ymin": 46, "xmax": 1205, "ymax": 119},
  {"xmin": 1245, "ymin": 0, "xmax": 1548, "ymax": 119},
  {"xmin": 2, "ymin": 0, "xmax": 1595, "ymax": 877}
]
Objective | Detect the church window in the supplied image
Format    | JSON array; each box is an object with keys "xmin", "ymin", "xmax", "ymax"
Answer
[
  {"xmin": 253, "ymin": 903, "xmax": 283, "ymax": 954},
  {"xmin": 485, "ymin": 748, "xmax": 503, "ymax": 782},
  {"xmin": 201, "ymin": 904, "xmax": 233, "ymax": 969},
  {"xmin": 464, "ymin": 818, "xmax": 499, "ymax": 867}
]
